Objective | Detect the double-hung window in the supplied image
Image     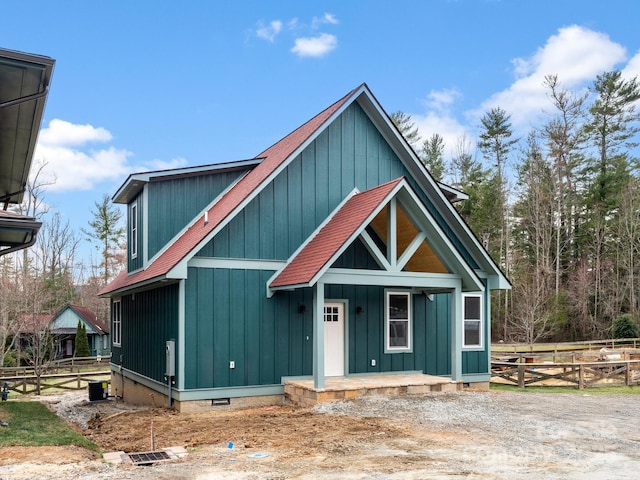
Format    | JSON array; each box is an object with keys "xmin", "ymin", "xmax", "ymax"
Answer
[
  {"xmin": 385, "ymin": 291, "xmax": 412, "ymax": 353},
  {"xmin": 130, "ymin": 201, "xmax": 138, "ymax": 259},
  {"xmin": 463, "ymin": 293, "xmax": 483, "ymax": 349},
  {"xmin": 112, "ymin": 300, "xmax": 122, "ymax": 346}
]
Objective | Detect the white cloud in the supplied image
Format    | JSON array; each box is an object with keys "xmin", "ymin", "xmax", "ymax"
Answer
[
  {"xmin": 254, "ymin": 14, "xmax": 339, "ymax": 58},
  {"xmin": 473, "ymin": 25, "xmax": 627, "ymax": 131},
  {"xmin": 34, "ymin": 118, "xmax": 187, "ymax": 192},
  {"xmin": 312, "ymin": 13, "xmax": 338, "ymax": 29},
  {"xmin": 291, "ymin": 33, "xmax": 337, "ymax": 58},
  {"xmin": 140, "ymin": 157, "xmax": 188, "ymax": 172},
  {"xmin": 622, "ymin": 49, "xmax": 640, "ymax": 79},
  {"xmin": 423, "ymin": 88, "xmax": 462, "ymax": 112},
  {"xmin": 255, "ymin": 20, "xmax": 283, "ymax": 42},
  {"xmin": 38, "ymin": 119, "xmax": 112, "ymax": 146},
  {"xmin": 410, "ymin": 89, "xmax": 468, "ymax": 155}
]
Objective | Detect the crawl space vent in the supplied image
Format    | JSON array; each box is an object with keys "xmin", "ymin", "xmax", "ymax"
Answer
[{"xmin": 127, "ymin": 450, "xmax": 173, "ymax": 465}]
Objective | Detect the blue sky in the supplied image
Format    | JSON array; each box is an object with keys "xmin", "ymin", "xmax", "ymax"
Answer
[{"xmin": 3, "ymin": 0, "xmax": 640, "ymax": 269}]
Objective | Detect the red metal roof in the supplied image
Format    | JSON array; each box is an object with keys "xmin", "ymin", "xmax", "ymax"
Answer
[
  {"xmin": 99, "ymin": 86, "xmax": 362, "ymax": 296},
  {"xmin": 269, "ymin": 178, "xmax": 404, "ymax": 289}
]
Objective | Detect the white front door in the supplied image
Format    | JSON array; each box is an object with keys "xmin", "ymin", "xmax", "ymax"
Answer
[{"xmin": 324, "ymin": 302, "xmax": 345, "ymax": 376}]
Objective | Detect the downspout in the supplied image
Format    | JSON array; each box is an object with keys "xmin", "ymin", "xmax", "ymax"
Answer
[
  {"xmin": 0, "ymin": 84, "xmax": 50, "ymax": 109},
  {"xmin": 0, "ymin": 235, "xmax": 37, "ymax": 257}
]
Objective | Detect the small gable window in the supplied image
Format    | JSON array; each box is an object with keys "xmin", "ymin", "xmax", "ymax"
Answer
[
  {"xmin": 463, "ymin": 293, "xmax": 483, "ymax": 349},
  {"xmin": 112, "ymin": 299, "xmax": 121, "ymax": 346},
  {"xmin": 385, "ymin": 290, "xmax": 412, "ymax": 353},
  {"xmin": 130, "ymin": 201, "xmax": 138, "ymax": 259}
]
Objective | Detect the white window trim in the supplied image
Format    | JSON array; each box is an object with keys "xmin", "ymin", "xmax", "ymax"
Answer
[
  {"xmin": 112, "ymin": 299, "xmax": 122, "ymax": 346},
  {"xmin": 384, "ymin": 290, "xmax": 412, "ymax": 353},
  {"xmin": 130, "ymin": 201, "xmax": 138, "ymax": 259},
  {"xmin": 462, "ymin": 293, "xmax": 483, "ymax": 350}
]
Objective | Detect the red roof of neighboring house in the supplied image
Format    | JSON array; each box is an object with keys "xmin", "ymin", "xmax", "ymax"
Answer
[
  {"xmin": 69, "ymin": 304, "xmax": 109, "ymax": 335},
  {"xmin": 99, "ymin": 86, "xmax": 361, "ymax": 296},
  {"xmin": 17, "ymin": 313, "xmax": 53, "ymax": 333},
  {"xmin": 270, "ymin": 178, "xmax": 404, "ymax": 289}
]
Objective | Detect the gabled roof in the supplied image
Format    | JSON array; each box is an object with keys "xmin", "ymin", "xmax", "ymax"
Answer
[
  {"xmin": 268, "ymin": 177, "xmax": 485, "ymax": 294},
  {"xmin": 270, "ymin": 178, "xmax": 404, "ymax": 289},
  {"xmin": 50, "ymin": 304, "xmax": 109, "ymax": 335},
  {"xmin": 99, "ymin": 86, "xmax": 360, "ymax": 296},
  {"xmin": 100, "ymin": 83, "xmax": 509, "ymax": 297}
]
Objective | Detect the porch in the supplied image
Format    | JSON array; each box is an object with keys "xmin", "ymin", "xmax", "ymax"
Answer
[{"xmin": 284, "ymin": 373, "xmax": 462, "ymax": 407}]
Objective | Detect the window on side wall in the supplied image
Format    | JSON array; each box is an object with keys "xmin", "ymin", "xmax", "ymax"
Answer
[
  {"xmin": 112, "ymin": 300, "xmax": 121, "ymax": 346},
  {"xmin": 463, "ymin": 293, "xmax": 483, "ymax": 349},
  {"xmin": 385, "ymin": 291, "xmax": 412, "ymax": 353},
  {"xmin": 130, "ymin": 201, "xmax": 138, "ymax": 259}
]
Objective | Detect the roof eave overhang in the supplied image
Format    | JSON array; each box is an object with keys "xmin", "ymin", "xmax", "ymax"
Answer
[
  {"xmin": 97, "ymin": 275, "xmax": 179, "ymax": 298},
  {"xmin": 112, "ymin": 158, "xmax": 263, "ymax": 204},
  {"xmin": 0, "ymin": 48, "xmax": 55, "ymax": 206},
  {"xmin": 0, "ymin": 215, "xmax": 41, "ymax": 256}
]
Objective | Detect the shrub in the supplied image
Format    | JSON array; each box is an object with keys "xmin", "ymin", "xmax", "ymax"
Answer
[
  {"xmin": 612, "ymin": 314, "xmax": 640, "ymax": 339},
  {"xmin": 2, "ymin": 350, "xmax": 16, "ymax": 367}
]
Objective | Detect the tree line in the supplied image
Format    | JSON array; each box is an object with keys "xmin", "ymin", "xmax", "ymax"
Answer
[
  {"xmin": 393, "ymin": 70, "xmax": 640, "ymax": 343},
  {"xmin": 0, "ymin": 164, "xmax": 124, "ymax": 366}
]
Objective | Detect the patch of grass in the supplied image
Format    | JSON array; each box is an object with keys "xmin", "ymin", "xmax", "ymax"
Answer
[
  {"xmin": 0, "ymin": 400, "xmax": 99, "ymax": 452},
  {"xmin": 491, "ymin": 383, "xmax": 640, "ymax": 395}
]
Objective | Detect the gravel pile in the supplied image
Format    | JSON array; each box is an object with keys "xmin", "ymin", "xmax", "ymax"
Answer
[{"xmin": 36, "ymin": 391, "xmax": 148, "ymax": 430}]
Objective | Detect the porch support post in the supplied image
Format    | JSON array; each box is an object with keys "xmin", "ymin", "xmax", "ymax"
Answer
[
  {"xmin": 451, "ymin": 283, "xmax": 463, "ymax": 381},
  {"xmin": 312, "ymin": 282, "xmax": 325, "ymax": 390}
]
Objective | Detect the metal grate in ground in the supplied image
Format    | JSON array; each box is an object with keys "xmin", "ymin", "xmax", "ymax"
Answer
[{"xmin": 127, "ymin": 450, "xmax": 173, "ymax": 465}]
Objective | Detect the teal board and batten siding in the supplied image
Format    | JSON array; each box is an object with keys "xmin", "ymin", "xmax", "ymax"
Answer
[
  {"xmin": 196, "ymin": 103, "xmax": 474, "ymax": 268},
  {"xmin": 325, "ymin": 285, "xmax": 452, "ymax": 376},
  {"xmin": 145, "ymin": 170, "xmax": 250, "ymax": 260},
  {"xmin": 111, "ymin": 284, "xmax": 179, "ymax": 384},
  {"xmin": 183, "ymin": 266, "xmax": 454, "ymax": 390},
  {"xmin": 184, "ymin": 267, "xmax": 314, "ymax": 389}
]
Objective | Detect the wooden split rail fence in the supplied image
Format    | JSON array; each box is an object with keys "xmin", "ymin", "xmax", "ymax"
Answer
[
  {"xmin": 1, "ymin": 371, "xmax": 111, "ymax": 396},
  {"xmin": 492, "ymin": 357, "xmax": 640, "ymax": 389},
  {"xmin": 0, "ymin": 356, "xmax": 111, "ymax": 396}
]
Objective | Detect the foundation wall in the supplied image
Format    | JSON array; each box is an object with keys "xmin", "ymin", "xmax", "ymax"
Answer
[
  {"xmin": 110, "ymin": 371, "xmax": 283, "ymax": 412},
  {"xmin": 464, "ymin": 381, "xmax": 490, "ymax": 391}
]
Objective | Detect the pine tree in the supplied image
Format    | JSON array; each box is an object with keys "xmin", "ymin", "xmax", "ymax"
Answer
[
  {"xmin": 82, "ymin": 194, "xmax": 125, "ymax": 283},
  {"xmin": 75, "ymin": 319, "xmax": 90, "ymax": 357}
]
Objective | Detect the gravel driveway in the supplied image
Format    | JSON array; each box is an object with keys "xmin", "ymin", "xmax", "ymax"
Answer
[{"xmin": 2, "ymin": 390, "xmax": 639, "ymax": 479}]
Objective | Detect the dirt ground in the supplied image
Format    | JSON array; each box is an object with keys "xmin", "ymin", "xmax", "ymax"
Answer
[{"xmin": 1, "ymin": 389, "xmax": 640, "ymax": 479}]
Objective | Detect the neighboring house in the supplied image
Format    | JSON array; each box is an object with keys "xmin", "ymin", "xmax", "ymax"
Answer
[
  {"xmin": 0, "ymin": 48, "xmax": 54, "ymax": 256},
  {"xmin": 99, "ymin": 84, "xmax": 510, "ymax": 410},
  {"xmin": 48, "ymin": 304, "xmax": 110, "ymax": 359}
]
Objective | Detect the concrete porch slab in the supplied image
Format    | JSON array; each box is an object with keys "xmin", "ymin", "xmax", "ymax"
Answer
[{"xmin": 284, "ymin": 373, "xmax": 461, "ymax": 407}]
